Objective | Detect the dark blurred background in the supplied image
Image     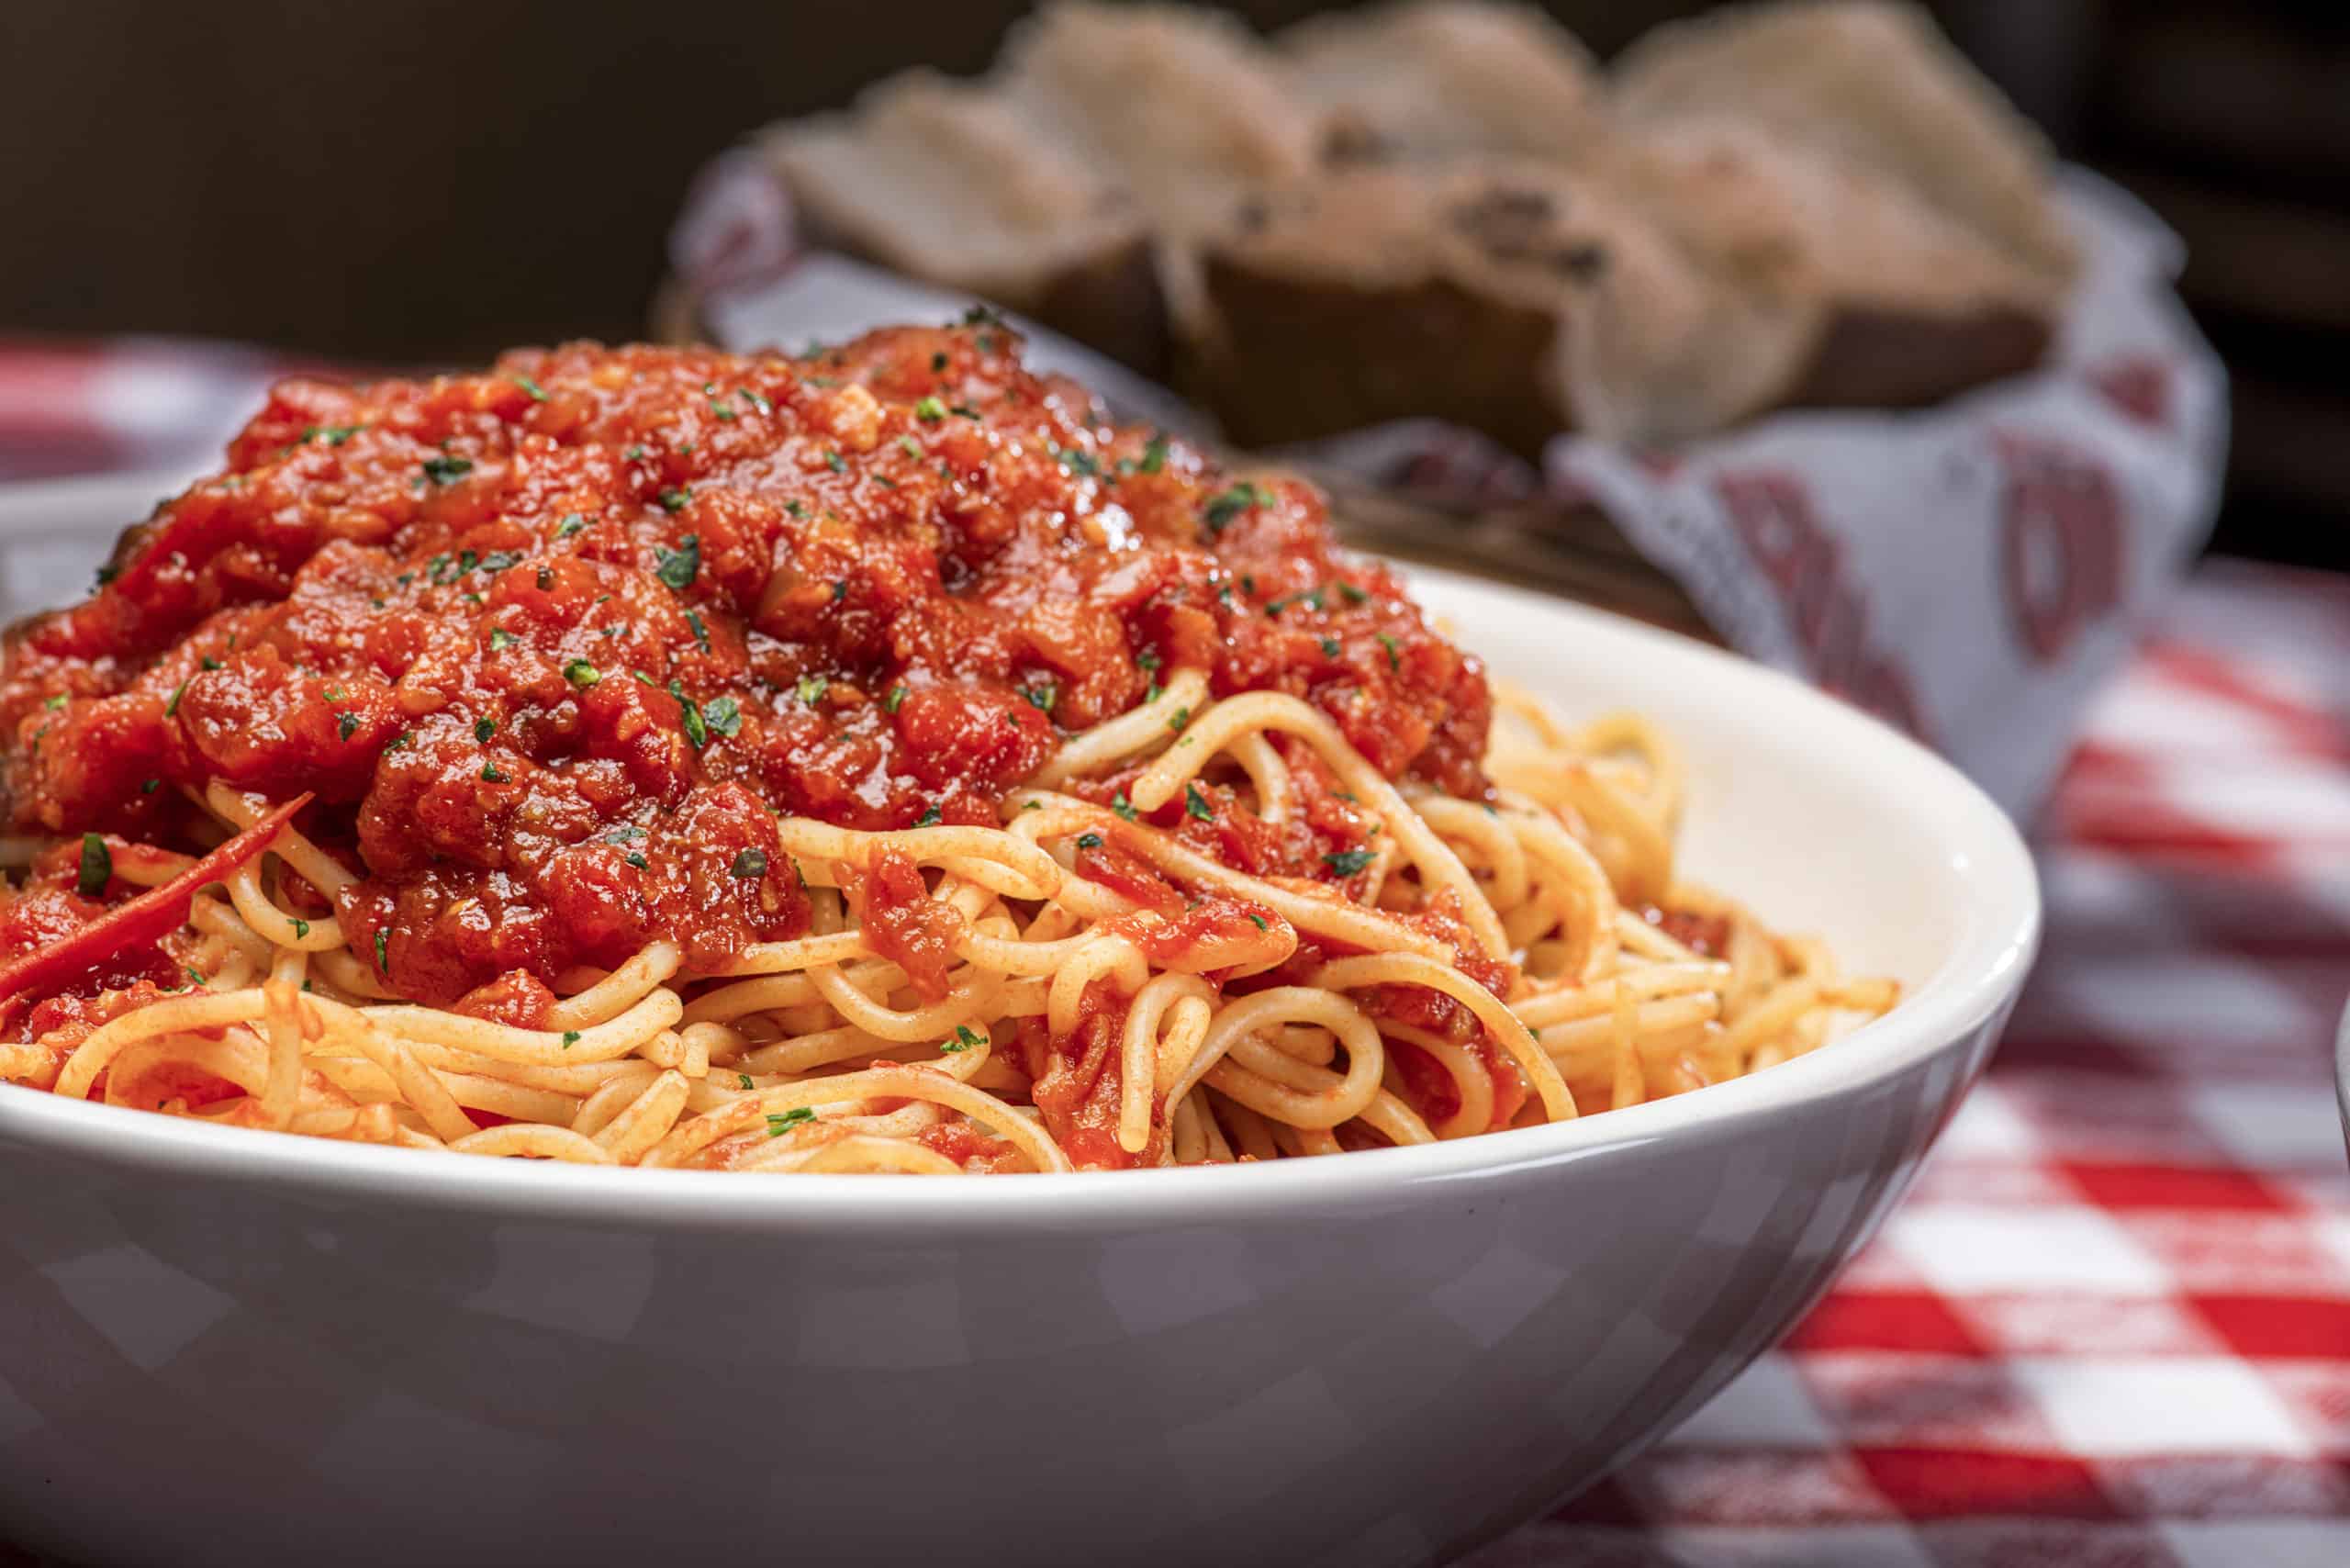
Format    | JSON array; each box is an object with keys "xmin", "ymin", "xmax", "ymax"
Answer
[{"xmin": 1, "ymin": 1, "xmax": 2343, "ymax": 568}]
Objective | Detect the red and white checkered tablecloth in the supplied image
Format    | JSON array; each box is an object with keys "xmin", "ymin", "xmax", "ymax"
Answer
[{"xmin": 5, "ymin": 342, "xmax": 2346, "ymax": 1567}]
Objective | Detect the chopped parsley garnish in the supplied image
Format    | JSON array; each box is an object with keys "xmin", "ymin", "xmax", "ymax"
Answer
[
  {"xmin": 1337, "ymin": 582, "xmax": 1370, "ymax": 604},
  {"xmin": 292, "ymin": 918, "xmax": 309, "ymax": 940},
  {"xmin": 687, "ymin": 608, "xmax": 710, "ymax": 651},
  {"xmin": 421, "ymin": 454, "xmax": 473, "ymax": 485},
  {"xmin": 939, "ymin": 1024, "xmax": 986, "ymax": 1054},
  {"xmin": 311, "ymin": 423, "xmax": 362, "ymax": 446},
  {"xmin": 703, "ymin": 695, "xmax": 742, "ymax": 736},
  {"xmin": 1266, "ymin": 588, "xmax": 1325, "ymax": 618},
  {"xmin": 624, "ymin": 444, "xmax": 648, "ymax": 462},
  {"xmin": 949, "ymin": 403, "xmax": 980, "ymax": 420},
  {"xmin": 1377, "ymin": 632, "xmax": 1401, "ymax": 670},
  {"xmin": 1136, "ymin": 649, "xmax": 1161, "ymax": 672},
  {"xmin": 165, "ymin": 678, "xmax": 189, "ymax": 717},
  {"xmin": 140, "ymin": 778, "xmax": 161, "ymax": 794},
  {"xmin": 201, "ymin": 656, "xmax": 223, "ymax": 672},
  {"xmin": 42, "ymin": 693, "xmax": 65, "ymax": 711},
  {"xmin": 915, "ymin": 803, "xmax": 942, "ymax": 828},
  {"xmin": 1247, "ymin": 912, "xmax": 1269, "ymax": 931},
  {"xmin": 387, "ymin": 731, "xmax": 413, "ymax": 751},
  {"xmin": 375, "ymin": 929, "xmax": 390, "ymax": 970},
  {"xmin": 1057, "ymin": 446, "xmax": 1099, "ymax": 476},
  {"xmin": 654, "ymin": 534, "xmax": 699, "ymax": 589},
  {"xmin": 555, "ymin": 513, "xmax": 588, "ymax": 538},
  {"xmin": 1112, "ymin": 791, "xmax": 1137, "ymax": 823},
  {"xmin": 481, "ymin": 762, "xmax": 509, "ymax": 783},
  {"xmin": 738, "ymin": 1073, "xmax": 755, "ymax": 1091},
  {"xmin": 784, "ymin": 499, "xmax": 806, "ymax": 518},
  {"xmin": 1021, "ymin": 683, "xmax": 1056, "ymax": 715},
  {"xmin": 896, "ymin": 435, "xmax": 921, "ymax": 460},
  {"xmin": 884, "ymin": 685, "xmax": 909, "ymax": 714},
  {"xmin": 1167, "ymin": 706, "xmax": 1189, "ymax": 733},
  {"xmin": 1076, "ymin": 832, "xmax": 1103, "ymax": 850},
  {"xmin": 510, "ymin": 375, "xmax": 548, "ymax": 403},
  {"xmin": 657, "ymin": 487, "xmax": 692, "ymax": 514},
  {"xmin": 1203, "ymin": 483, "xmax": 1262, "ymax": 532},
  {"xmin": 1320, "ymin": 637, "xmax": 1341, "ymax": 658},
  {"xmin": 824, "ymin": 449, "xmax": 845, "ymax": 474},
  {"xmin": 338, "ymin": 711, "xmax": 360, "ymax": 742},
  {"xmin": 913, "ymin": 396, "xmax": 946, "ymax": 422},
  {"xmin": 731, "ymin": 847, "xmax": 767, "ymax": 879},
  {"xmin": 794, "ymin": 674, "xmax": 828, "ymax": 706},
  {"xmin": 831, "ymin": 578, "xmax": 849, "ymax": 602},
  {"xmin": 564, "ymin": 660, "xmax": 600, "ymax": 689},
  {"xmin": 1323, "ymin": 847, "xmax": 1375, "ymax": 877},
  {"xmin": 625, "ymin": 852, "xmax": 649, "ymax": 870},
  {"xmin": 76, "ymin": 834, "xmax": 109, "ymax": 897},
  {"xmin": 1184, "ymin": 783, "xmax": 1213, "ymax": 822},
  {"xmin": 673, "ymin": 679, "xmax": 708, "ymax": 747},
  {"xmin": 764, "ymin": 1107, "xmax": 817, "ymax": 1137},
  {"xmin": 562, "ymin": 1031, "xmax": 581, "ymax": 1049},
  {"xmin": 490, "ymin": 628, "xmax": 517, "ymax": 651},
  {"xmin": 475, "ymin": 717, "xmax": 497, "ymax": 744},
  {"xmin": 1139, "ymin": 431, "xmax": 1169, "ymax": 475},
  {"xmin": 603, "ymin": 824, "xmax": 647, "ymax": 844},
  {"xmin": 931, "ymin": 351, "xmax": 949, "ymax": 372}
]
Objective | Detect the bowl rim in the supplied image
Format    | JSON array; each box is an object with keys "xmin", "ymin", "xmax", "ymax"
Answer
[{"xmin": 0, "ymin": 482, "xmax": 2042, "ymax": 1232}]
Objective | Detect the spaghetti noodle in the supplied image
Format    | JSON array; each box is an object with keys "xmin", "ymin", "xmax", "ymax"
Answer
[{"xmin": 0, "ymin": 324, "xmax": 1895, "ymax": 1174}]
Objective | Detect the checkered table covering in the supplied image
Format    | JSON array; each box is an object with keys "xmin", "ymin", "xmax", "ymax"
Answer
[{"xmin": 4, "ymin": 341, "xmax": 2346, "ymax": 1567}]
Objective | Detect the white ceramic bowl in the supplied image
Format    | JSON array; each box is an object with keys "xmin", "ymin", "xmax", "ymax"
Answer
[{"xmin": 0, "ymin": 476, "xmax": 2039, "ymax": 1568}]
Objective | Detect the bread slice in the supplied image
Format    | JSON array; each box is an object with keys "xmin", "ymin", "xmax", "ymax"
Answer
[
  {"xmin": 1595, "ymin": 116, "xmax": 2062, "ymax": 414},
  {"xmin": 1192, "ymin": 161, "xmax": 1792, "ymax": 454},
  {"xmin": 763, "ymin": 70, "xmax": 1168, "ymax": 373},
  {"xmin": 1613, "ymin": 0, "xmax": 2081, "ymax": 290},
  {"xmin": 1278, "ymin": 1, "xmax": 1610, "ymax": 164}
]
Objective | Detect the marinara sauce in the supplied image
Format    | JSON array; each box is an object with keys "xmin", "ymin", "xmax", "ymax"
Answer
[{"xmin": 0, "ymin": 321, "xmax": 1491, "ymax": 1006}]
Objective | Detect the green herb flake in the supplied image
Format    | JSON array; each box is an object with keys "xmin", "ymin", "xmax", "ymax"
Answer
[
  {"xmin": 1167, "ymin": 705, "xmax": 1190, "ymax": 734},
  {"xmin": 1076, "ymin": 832, "xmax": 1103, "ymax": 850},
  {"xmin": 795, "ymin": 674, "xmax": 828, "ymax": 707},
  {"xmin": 1112, "ymin": 791, "xmax": 1137, "ymax": 823},
  {"xmin": 686, "ymin": 608, "xmax": 711, "ymax": 651},
  {"xmin": 1139, "ymin": 431, "xmax": 1169, "ymax": 475},
  {"xmin": 915, "ymin": 802, "xmax": 942, "ymax": 828},
  {"xmin": 564, "ymin": 660, "xmax": 601, "ymax": 689},
  {"xmin": 481, "ymin": 761, "xmax": 509, "ymax": 783},
  {"xmin": 338, "ymin": 711, "xmax": 360, "ymax": 742},
  {"xmin": 1248, "ymin": 912, "xmax": 1269, "ymax": 931},
  {"xmin": 490, "ymin": 628, "xmax": 517, "ymax": 651},
  {"xmin": 42, "ymin": 693, "xmax": 66, "ymax": 711},
  {"xmin": 764, "ymin": 1107, "xmax": 816, "ymax": 1137},
  {"xmin": 76, "ymin": 834, "xmax": 110, "ymax": 897},
  {"xmin": 738, "ymin": 1072, "xmax": 755, "ymax": 1091},
  {"xmin": 1022, "ymin": 683, "xmax": 1056, "ymax": 715},
  {"xmin": 1203, "ymin": 483, "xmax": 1260, "ymax": 532},
  {"xmin": 421, "ymin": 454, "xmax": 473, "ymax": 485},
  {"xmin": 824, "ymin": 449, "xmax": 846, "ymax": 474},
  {"xmin": 654, "ymin": 533, "xmax": 700, "ymax": 590},
  {"xmin": 140, "ymin": 778, "xmax": 161, "ymax": 795},
  {"xmin": 657, "ymin": 487, "xmax": 692, "ymax": 514},
  {"xmin": 884, "ymin": 685, "xmax": 909, "ymax": 714},
  {"xmin": 562, "ymin": 1031, "xmax": 582, "ymax": 1049},
  {"xmin": 164, "ymin": 678, "xmax": 189, "ymax": 718},
  {"xmin": 555, "ymin": 513, "xmax": 588, "ymax": 538},
  {"xmin": 375, "ymin": 929, "xmax": 390, "ymax": 971},
  {"xmin": 703, "ymin": 695, "xmax": 742, "ymax": 736},
  {"xmin": 1320, "ymin": 637, "xmax": 1341, "ymax": 658},
  {"xmin": 1184, "ymin": 783, "xmax": 1213, "ymax": 823},
  {"xmin": 1377, "ymin": 632, "xmax": 1401, "ymax": 671},
  {"xmin": 292, "ymin": 918, "xmax": 310, "ymax": 940},
  {"xmin": 731, "ymin": 847, "xmax": 767, "ymax": 879},
  {"xmin": 510, "ymin": 374, "xmax": 549, "ymax": 403},
  {"xmin": 1337, "ymin": 582, "xmax": 1370, "ymax": 605},
  {"xmin": 913, "ymin": 396, "xmax": 947, "ymax": 422},
  {"xmin": 1323, "ymin": 847, "xmax": 1375, "ymax": 877}
]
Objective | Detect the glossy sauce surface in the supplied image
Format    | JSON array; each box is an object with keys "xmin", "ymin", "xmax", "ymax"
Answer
[{"xmin": 0, "ymin": 324, "xmax": 1492, "ymax": 1006}]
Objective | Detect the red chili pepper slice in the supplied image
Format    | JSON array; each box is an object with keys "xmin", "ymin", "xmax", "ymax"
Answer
[{"xmin": 0, "ymin": 791, "xmax": 315, "ymax": 1008}]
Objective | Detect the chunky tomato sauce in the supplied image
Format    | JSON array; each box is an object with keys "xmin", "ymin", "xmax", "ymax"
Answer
[{"xmin": 0, "ymin": 322, "xmax": 1491, "ymax": 1007}]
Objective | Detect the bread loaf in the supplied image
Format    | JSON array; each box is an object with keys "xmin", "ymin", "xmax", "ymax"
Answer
[{"xmin": 764, "ymin": 71, "xmax": 1168, "ymax": 373}]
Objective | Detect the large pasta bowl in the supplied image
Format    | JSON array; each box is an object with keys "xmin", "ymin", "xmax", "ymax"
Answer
[{"xmin": 0, "ymin": 475, "xmax": 2038, "ymax": 1568}]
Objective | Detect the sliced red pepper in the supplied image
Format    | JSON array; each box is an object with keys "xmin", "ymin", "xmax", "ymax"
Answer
[{"xmin": 0, "ymin": 791, "xmax": 315, "ymax": 1009}]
